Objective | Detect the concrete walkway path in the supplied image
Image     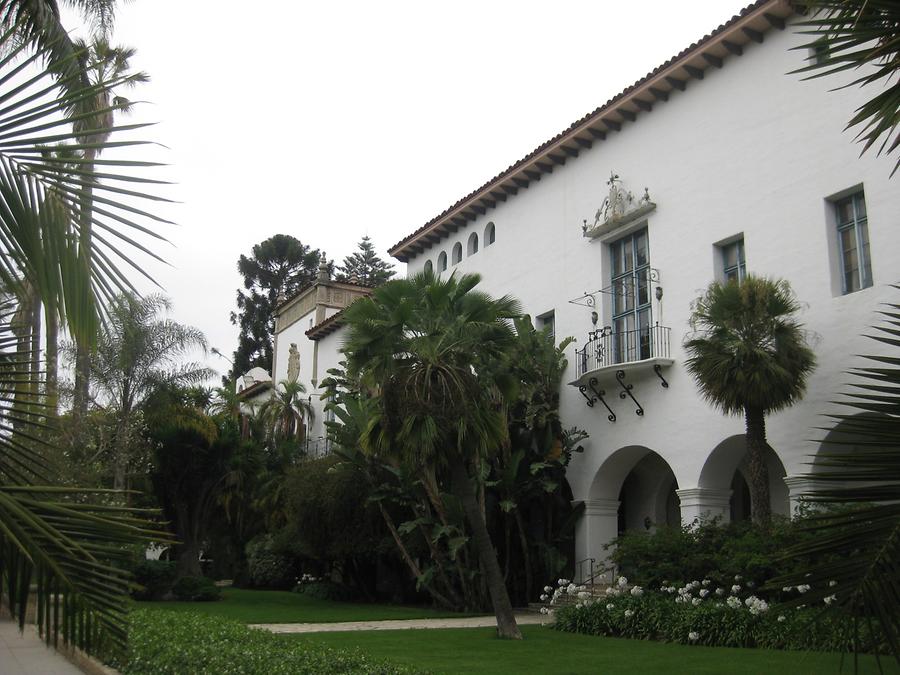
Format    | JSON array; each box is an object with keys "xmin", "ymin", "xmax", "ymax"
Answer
[
  {"xmin": 0, "ymin": 618, "xmax": 83, "ymax": 675},
  {"xmin": 252, "ymin": 613, "xmax": 547, "ymax": 634}
]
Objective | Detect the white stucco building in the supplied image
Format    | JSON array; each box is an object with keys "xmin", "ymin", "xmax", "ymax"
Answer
[{"xmin": 274, "ymin": 0, "xmax": 899, "ymax": 575}]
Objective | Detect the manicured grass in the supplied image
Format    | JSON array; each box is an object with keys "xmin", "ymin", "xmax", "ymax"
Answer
[
  {"xmin": 136, "ymin": 588, "xmax": 468, "ymax": 624},
  {"xmin": 302, "ymin": 625, "xmax": 900, "ymax": 675}
]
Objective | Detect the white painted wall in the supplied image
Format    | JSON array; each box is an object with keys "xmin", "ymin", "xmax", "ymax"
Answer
[{"xmin": 403, "ymin": 21, "xmax": 900, "ymax": 565}]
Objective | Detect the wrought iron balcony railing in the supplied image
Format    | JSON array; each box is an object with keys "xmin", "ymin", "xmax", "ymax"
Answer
[{"xmin": 575, "ymin": 324, "xmax": 671, "ymax": 378}]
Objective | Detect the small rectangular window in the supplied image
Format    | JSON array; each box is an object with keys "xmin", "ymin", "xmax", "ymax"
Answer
[
  {"xmin": 536, "ymin": 311, "xmax": 555, "ymax": 342},
  {"xmin": 834, "ymin": 191, "xmax": 872, "ymax": 294},
  {"xmin": 721, "ymin": 238, "xmax": 746, "ymax": 284}
]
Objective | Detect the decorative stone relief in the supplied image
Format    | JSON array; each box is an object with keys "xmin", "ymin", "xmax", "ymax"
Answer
[{"xmin": 583, "ymin": 172, "xmax": 656, "ymax": 239}]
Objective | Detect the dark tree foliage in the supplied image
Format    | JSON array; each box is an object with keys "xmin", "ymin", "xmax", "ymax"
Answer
[
  {"xmin": 335, "ymin": 236, "xmax": 395, "ymax": 287},
  {"xmin": 229, "ymin": 235, "xmax": 323, "ymax": 378}
]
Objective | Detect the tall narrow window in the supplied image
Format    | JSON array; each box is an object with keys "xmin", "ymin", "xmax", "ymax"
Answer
[
  {"xmin": 485, "ymin": 222, "xmax": 496, "ymax": 246},
  {"xmin": 835, "ymin": 191, "xmax": 872, "ymax": 294},
  {"xmin": 423, "ymin": 260, "xmax": 433, "ymax": 275},
  {"xmin": 722, "ymin": 238, "xmax": 746, "ymax": 283},
  {"xmin": 467, "ymin": 232, "xmax": 479, "ymax": 256},
  {"xmin": 438, "ymin": 251, "xmax": 447, "ymax": 272},
  {"xmin": 536, "ymin": 311, "xmax": 555, "ymax": 342},
  {"xmin": 452, "ymin": 242, "xmax": 462, "ymax": 265},
  {"xmin": 610, "ymin": 228, "xmax": 651, "ymax": 363}
]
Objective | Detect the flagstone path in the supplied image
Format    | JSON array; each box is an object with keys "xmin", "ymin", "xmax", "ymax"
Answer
[
  {"xmin": 252, "ymin": 613, "xmax": 547, "ymax": 634},
  {"xmin": 0, "ymin": 617, "xmax": 83, "ymax": 675}
]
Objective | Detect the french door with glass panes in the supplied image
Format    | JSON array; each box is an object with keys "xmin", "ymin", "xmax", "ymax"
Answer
[{"xmin": 610, "ymin": 228, "xmax": 651, "ymax": 364}]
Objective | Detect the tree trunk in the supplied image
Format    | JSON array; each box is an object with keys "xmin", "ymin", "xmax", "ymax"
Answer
[
  {"xmin": 744, "ymin": 406, "xmax": 771, "ymax": 525},
  {"xmin": 72, "ymin": 148, "xmax": 96, "ymax": 425},
  {"xmin": 514, "ymin": 508, "xmax": 534, "ymax": 602},
  {"xmin": 176, "ymin": 539, "xmax": 202, "ymax": 578},
  {"xmin": 451, "ymin": 461, "xmax": 522, "ymax": 640},
  {"xmin": 45, "ymin": 309, "xmax": 58, "ymax": 418}
]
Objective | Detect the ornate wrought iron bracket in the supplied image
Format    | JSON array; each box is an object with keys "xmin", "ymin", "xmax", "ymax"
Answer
[
  {"xmin": 588, "ymin": 377, "xmax": 616, "ymax": 422},
  {"xmin": 578, "ymin": 385, "xmax": 596, "ymax": 408},
  {"xmin": 615, "ymin": 369, "xmax": 644, "ymax": 416},
  {"xmin": 653, "ymin": 364, "xmax": 669, "ymax": 388}
]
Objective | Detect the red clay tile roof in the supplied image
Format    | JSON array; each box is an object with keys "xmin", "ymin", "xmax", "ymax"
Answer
[{"xmin": 389, "ymin": 0, "xmax": 792, "ymax": 262}]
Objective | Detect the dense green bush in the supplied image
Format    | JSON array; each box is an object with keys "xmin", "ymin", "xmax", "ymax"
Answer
[
  {"xmin": 245, "ymin": 534, "xmax": 297, "ymax": 589},
  {"xmin": 131, "ymin": 560, "xmax": 177, "ymax": 600},
  {"xmin": 610, "ymin": 518, "xmax": 812, "ymax": 596},
  {"xmin": 549, "ymin": 580, "xmax": 885, "ymax": 654},
  {"xmin": 296, "ymin": 580, "xmax": 358, "ymax": 602},
  {"xmin": 121, "ymin": 609, "xmax": 419, "ymax": 674},
  {"xmin": 171, "ymin": 575, "xmax": 221, "ymax": 602}
]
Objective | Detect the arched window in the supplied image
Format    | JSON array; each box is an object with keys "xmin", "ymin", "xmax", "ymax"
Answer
[
  {"xmin": 485, "ymin": 222, "xmax": 496, "ymax": 246},
  {"xmin": 423, "ymin": 260, "xmax": 433, "ymax": 275},
  {"xmin": 438, "ymin": 251, "xmax": 447, "ymax": 272},
  {"xmin": 452, "ymin": 242, "xmax": 462, "ymax": 265},
  {"xmin": 467, "ymin": 232, "xmax": 479, "ymax": 256}
]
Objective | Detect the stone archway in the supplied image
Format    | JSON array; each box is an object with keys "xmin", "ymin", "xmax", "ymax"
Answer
[
  {"xmin": 575, "ymin": 445, "xmax": 678, "ymax": 581},
  {"xmin": 693, "ymin": 434, "xmax": 789, "ymax": 523}
]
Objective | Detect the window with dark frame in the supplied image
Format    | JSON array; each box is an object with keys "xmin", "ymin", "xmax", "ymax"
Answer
[
  {"xmin": 835, "ymin": 191, "xmax": 872, "ymax": 294},
  {"xmin": 610, "ymin": 228, "xmax": 651, "ymax": 363}
]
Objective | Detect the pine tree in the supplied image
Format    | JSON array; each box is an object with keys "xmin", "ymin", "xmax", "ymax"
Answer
[{"xmin": 336, "ymin": 236, "xmax": 395, "ymax": 287}]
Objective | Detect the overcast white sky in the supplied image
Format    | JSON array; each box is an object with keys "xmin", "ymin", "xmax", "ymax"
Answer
[{"xmin": 66, "ymin": 0, "xmax": 753, "ymax": 380}]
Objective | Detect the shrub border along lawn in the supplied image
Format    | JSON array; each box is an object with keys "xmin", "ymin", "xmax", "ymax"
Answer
[{"xmin": 120, "ymin": 609, "xmax": 419, "ymax": 675}]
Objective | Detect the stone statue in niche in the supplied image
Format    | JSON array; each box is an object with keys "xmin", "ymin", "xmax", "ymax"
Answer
[{"xmin": 287, "ymin": 343, "xmax": 300, "ymax": 383}]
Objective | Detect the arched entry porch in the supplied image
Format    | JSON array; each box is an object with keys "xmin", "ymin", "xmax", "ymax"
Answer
[
  {"xmin": 575, "ymin": 446, "xmax": 678, "ymax": 581},
  {"xmin": 691, "ymin": 434, "xmax": 789, "ymax": 523}
]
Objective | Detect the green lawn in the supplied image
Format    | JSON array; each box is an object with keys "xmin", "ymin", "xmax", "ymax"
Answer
[
  {"xmin": 136, "ymin": 588, "xmax": 469, "ymax": 624},
  {"xmin": 302, "ymin": 625, "xmax": 900, "ymax": 675}
]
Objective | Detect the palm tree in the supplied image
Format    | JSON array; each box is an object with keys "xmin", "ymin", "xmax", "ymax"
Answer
[
  {"xmin": 259, "ymin": 379, "xmax": 314, "ymax": 445},
  {"xmin": 75, "ymin": 293, "xmax": 212, "ymax": 491},
  {"xmin": 343, "ymin": 270, "xmax": 524, "ymax": 639},
  {"xmin": 685, "ymin": 276, "xmax": 816, "ymax": 524},
  {"xmin": 71, "ymin": 38, "xmax": 148, "ymax": 422},
  {"xmin": 793, "ymin": 1, "xmax": 900, "ymax": 175},
  {"xmin": 774, "ymin": 285, "xmax": 900, "ymax": 665},
  {"xmin": 0, "ymin": 14, "xmax": 172, "ymax": 659}
]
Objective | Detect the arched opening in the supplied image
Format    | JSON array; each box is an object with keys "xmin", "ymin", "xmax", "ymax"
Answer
[
  {"xmin": 699, "ymin": 434, "xmax": 789, "ymax": 520},
  {"xmin": 467, "ymin": 232, "xmax": 479, "ymax": 256},
  {"xmin": 452, "ymin": 242, "xmax": 462, "ymax": 265},
  {"xmin": 589, "ymin": 445, "xmax": 680, "ymax": 535},
  {"xmin": 485, "ymin": 222, "xmax": 496, "ymax": 246},
  {"xmin": 423, "ymin": 260, "xmax": 433, "ymax": 275},
  {"xmin": 437, "ymin": 251, "xmax": 447, "ymax": 272}
]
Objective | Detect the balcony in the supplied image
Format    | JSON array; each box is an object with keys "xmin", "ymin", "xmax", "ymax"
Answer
[{"xmin": 571, "ymin": 324, "xmax": 673, "ymax": 387}]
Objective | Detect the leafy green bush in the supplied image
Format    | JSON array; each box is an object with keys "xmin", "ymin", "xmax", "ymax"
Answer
[
  {"xmin": 171, "ymin": 576, "xmax": 221, "ymax": 602},
  {"xmin": 610, "ymin": 518, "xmax": 811, "ymax": 596},
  {"xmin": 297, "ymin": 581, "xmax": 358, "ymax": 602},
  {"xmin": 245, "ymin": 534, "xmax": 297, "ymax": 589},
  {"xmin": 121, "ymin": 609, "xmax": 419, "ymax": 674},
  {"xmin": 549, "ymin": 580, "xmax": 884, "ymax": 654},
  {"xmin": 131, "ymin": 560, "xmax": 177, "ymax": 600}
]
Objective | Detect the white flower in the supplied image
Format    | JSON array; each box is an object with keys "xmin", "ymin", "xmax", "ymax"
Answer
[
  {"xmin": 699, "ymin": 589, "xmax": 709, "ymax": 598},
  {"xmin": 624, "ymin": 609, "xmax": 634, "ymax": 618},
  {"xmin": 734, "ymin": 575, "xmax": 743, "ymax": 581},
  {"xmin": 715, "ymin": 588, "xmax": 725, "ymax": 597},
  {"xmin": 557, "ymin": 579, "xmax": 565, "ymax": 586},
  {"xmin": 567, "ymin": 583, "xmax": 577, "ymax": 594},
  {"xmin": 630, "ymin": 586, "xmax": 644, "ymax": 597},
  {"xmin": 688, "ymin": 631, "xmax": 699, "ymax": 641},
  {"xmin": 606, "ymin": 603, "xmax": 615, "ymax": 611},
  {"xmin": 829, "ymin": 580, "xmax": 838, "ymax": 588},
  {"xmin": 540, "ymin": 594, "xmax": 548, "ymax": 601},
  {"xmin": 692, "ymin": 598, "xmax": 701, "ymax": 606},
  {"xmin": 726, "ymin": 596, "xmax": 742, "ymax": 609},
  {"xmin": 797, "ymin": 584, "xmax": 811, "ymax": 594},
  {"xmin": 824, "ymin": 594, "xmax": 837, "ymax": 606},
  {"xmin": 578, "ymin": 591, "xmax": 591, "ymax": 600},
  {"xmin": 617, "ymin": 576, "xmax": 629, "ymax": 588},
  {"xmin": 777, "ymin": 615, "xmax": 786, "ymax": 623},
  {"xmin": 675, "ymin": 596, "xmax": 684, "ymax": 604},
  {"xmin": 782, "ymin": 586, "xmax": 793, "ymax": 592},
  {"xmin": 544, "ymin": 585, "xmax": 553, "ymax": 593},
  {"xmin": 731, "ymin": 585, "xmax": 741, "ymax": 593},
  {"xmin": 702, "ymin": 579, "xmax": 711, "ymax": 587},
  {"xmin": 540, "ymin": 607, "xmax": 549, "ymax": 615}
]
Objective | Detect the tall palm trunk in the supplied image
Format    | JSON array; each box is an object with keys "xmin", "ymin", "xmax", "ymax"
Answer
[
  {"xmin": 72, "ymin": 147, "xmax": 95, "ymax": 425},
  {"xmin": 45, "ymin": 309, "xmax": 58, "ymax": 417},
  {"xmin": 744, "ymin": 405, "xmax": 772, "ymax": 525},
  {"xmin": 451, "ymin": 460, "xmax": 522, "ymax": 640}
]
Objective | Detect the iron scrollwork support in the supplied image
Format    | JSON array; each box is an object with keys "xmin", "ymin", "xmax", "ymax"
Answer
[
  {"xmin": 615, "ymin": 369, "xmax": 644, "ymax": 416},
  {"xmin": 588, "ymin": 377, "xmax": 616, "ymax": 422},
  {"xmin": 653, "ymin": 364, "xmax": 669, "ymax": 388},
  {"xmin": 578, "ymin": 385, "xmax": 596, "ymax": 408}
]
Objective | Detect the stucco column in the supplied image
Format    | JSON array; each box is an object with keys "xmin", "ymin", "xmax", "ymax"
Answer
[
  {"xmin": 676, "ymin": 488, "xmax": 732, "ymax": 526},
  {"xmin": 574, "ymin": 498, "xmax": 620, "ymax": 583},
  {"xmin": 783, "ymin": 475, "xmax": 817, "ymax": 517}
]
